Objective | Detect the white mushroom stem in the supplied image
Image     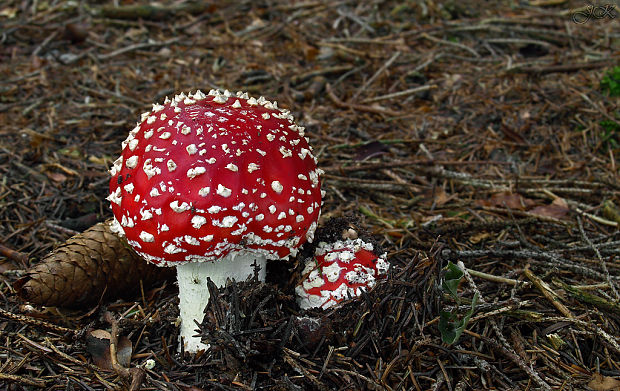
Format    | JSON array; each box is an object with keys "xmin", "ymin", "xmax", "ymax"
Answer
[{"xmin": 176, "ymin": 253, "xmax": 267, "ymax": 353}]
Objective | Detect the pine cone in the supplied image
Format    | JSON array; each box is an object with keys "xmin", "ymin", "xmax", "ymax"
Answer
[{"xmin": 15, "ymin": 220, "xmax": 174, "ymax": 308}]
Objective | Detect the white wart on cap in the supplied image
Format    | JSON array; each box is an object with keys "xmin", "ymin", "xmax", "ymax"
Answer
[{"xmin": 295, "ymin": 238, "xmax": 389, "ymax": 310}]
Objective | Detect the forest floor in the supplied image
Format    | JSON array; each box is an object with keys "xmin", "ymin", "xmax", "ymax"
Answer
[{"xmin": 0, "ymin": 1, "xmax": 619, "ymax": 390}]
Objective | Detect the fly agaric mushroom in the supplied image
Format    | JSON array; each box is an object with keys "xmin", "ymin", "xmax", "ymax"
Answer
[
  {"xmin": 295, "ymin": 238, "xmax": 389, "ymax": 310},
  {"xmin": 107, "ymin": 89, "xmax": 323, "ymax": 353}
]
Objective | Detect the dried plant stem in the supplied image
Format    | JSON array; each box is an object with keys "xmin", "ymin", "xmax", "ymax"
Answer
[
  {"xmin": 0, "ymin": 307, "xmax": 76, "ymax": 335},
  {"xmin": 289, "ymin": 65, "xmax": 354, "ymax": 85},
  {"xmin": 105, "ymin": 312, "xmax": 146, "ymax": 390},
  {"xmin": 97, "ymin": 3, "xmax": 213, "ymax": 20},
  {"xmin": 545, "ymin": 317, "xmax": 620, "ymax": 354},
  {"xmin": 283, "ymin": 348, "xmax": 326, "ymax": 390},
  {"xmin": 485, "ymin": 38, "xmax": 553, "ymax": 48},
  {"xmin": 523, "ymin": 265, "xmax": 573, "ymax": 318},
  {"xmin": 325, "ymin": 83, "xmax": 403, "ymax": 117},
  {"xmin": 457, "ymin": 261, "xmax": 551, "ymax": 390},
  {"xmin": 44, "ymin": 339, "xmax": 103, "ymax": 372},
  {"xmin": 325, "ymin": 174, "xmax": 419, "ymax": 191},
  {"xmin": 421, "ymin": 33, "xmax": 480, "ymax": 57},
  {"xmin": 555, "ymin": 279, "xmax": 620, "ymax": 315},
  {"xmin": 106, "ymin": 313, "xmax": 130, "ymax": 378},
  {"xmin": 577, "ymin": 217, "xmax": 619, "ymax": 300},
  {"xmin": 351, "ymin": 51, "xmax": 401, "ymax": 100},
  {"xmin": 424, "ymin": 167, "xmax": 619, "ymax": 198},
  {"xmin": 0, "ymin": 243, "xmax": 28, "ymax": 266},
  {"xmin": 445, "ymin": 249, "xmax": 616, "ymax": 282},
  {"xmin": 575, "ymin": 207, "xmax": 619, "ymax": 228},
  {"xmin": 0, "ymin": 373, "xmax": 46, "ymax": 388},
  {"xmin": 322, "ymin": 159, "xmax": 510, "ymax": 173},
  {"xmin": 97, "ymin": 38, "xmax": 181, "ymax": 60},
  {"xmin": 469, "ymin": 299, "xmax": 534, "ymax": 322},
  {"xmin": 466, "ymin": 268, "xmax": 529, "ymax": 287},
  {"xmin": 361, "ymin": 85, "xmax": 436, "ymax": 103},
  {"xmin": 507, "ymin": 60, "xmax": 614, "ymax": 74}
]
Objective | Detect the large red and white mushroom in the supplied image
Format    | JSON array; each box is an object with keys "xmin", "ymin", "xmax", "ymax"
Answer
[
  {"xmin": 107, "ymin": 89, "xmax": 323, "ymax": 353},
  {"xmin": 295, "ymin": 238, "xmax": 389, "ymax": 310}
]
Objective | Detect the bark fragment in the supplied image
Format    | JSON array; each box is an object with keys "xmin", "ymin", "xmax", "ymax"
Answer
[{"xmin": 15, "ymin": 220, "xmax": 173, "ymax": 308}]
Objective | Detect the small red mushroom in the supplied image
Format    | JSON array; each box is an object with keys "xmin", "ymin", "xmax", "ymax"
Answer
[
  {"xmin": 295, "ymin": 238, "xmax": 389, "ymax": 310},
  {"xmin": 107, "ymin": 89, "xmax": 323, "ymax": 352}
]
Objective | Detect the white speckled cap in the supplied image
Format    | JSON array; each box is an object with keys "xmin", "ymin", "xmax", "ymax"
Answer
[
  {"xmin": 295, "ymin": 238, "xmax": 389, "ymax": 310},
  {"xmin": 108, "ymin": 90, "xmax": 323, "ymax": 266}
]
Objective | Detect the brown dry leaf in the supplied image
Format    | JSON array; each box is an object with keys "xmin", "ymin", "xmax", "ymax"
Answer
[
  {"xmin": 45, "ymin": 171, "xmax": 68, "ymax": 183},
  {"xmin": 477, "ymin": 191, "xmax": 536, "ymax": 210},
  {"xmin": 0, "ymin": 259, "xmax": 18, "ymax": 273},
  {"xmin": 302, "ymin": 44, "xmax": 319, "ymax": 62},
  {"xmin": 63, "ymin": 23, "xmax": 89, "ymax": 44},
  {"xmin": 530, "ymin": 197, "xmax": 569, "ymax": 219},
  {"xmin": 179, "ymin": 386, "xmax": 207, "ymax": 391},
  {"xmin": 86, "ymin": 329, "xmax": 132, "ymax": 370},
  {"xmin": 434, "ymin": 188, "xmax": 451, "ymax": 206},
  {"xmin": 469, "ymin": 232, "xmax": 491, "ymax": 244},
  {"xmin": 421, "ymin": 187, "xmax": 451, "ymax": 208},
  {"xmin": 88, "ymin": 155, "xmax": 110, "ymax": 166},
  {"xmin": 354, "ymin": 141, "xmax": 389, "ymax": 161},
  {"xmin": 14, "ymin": 220, "xmax": 174, "ymax": 308},
  {"xmin": 588, "ymin": 373, "xmax": 620, "ymax": 391},
  {"xmin": 0, "ymin": 7, "xmax": 18, "ymax": 18}
]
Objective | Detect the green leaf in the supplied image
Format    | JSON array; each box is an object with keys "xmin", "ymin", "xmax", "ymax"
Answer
[
  {"xmin": 601, "ymin": 66, "xmax": 620, "ymax": 97},
  {"xmin": 600, "ymin": 120, "xmax": 620, "ymax": 133},
  {"xmin": 599, "ymin": 120, "xmax": 620, "ymax": 149},
  {"xmin": 442, "ymin": 261, "xmax": 463, "ymax": 299},
  {"xmin": 439, "ymin": 292, "xmax": 479, "ymax": 345}
]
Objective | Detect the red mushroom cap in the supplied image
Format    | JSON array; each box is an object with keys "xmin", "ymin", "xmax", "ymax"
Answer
[
  {"xmin": 295, "ymin": 238, "xmax": 389, "ymax": 310},
  {"xmin": 107, "ymin": 90, "xmax": 323, "ymax": 266}
]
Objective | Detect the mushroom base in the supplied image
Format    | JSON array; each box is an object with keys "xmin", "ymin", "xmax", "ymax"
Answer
[{"xmin": 176, "ymin": 253, "xmax": 267, "ymax": 353}]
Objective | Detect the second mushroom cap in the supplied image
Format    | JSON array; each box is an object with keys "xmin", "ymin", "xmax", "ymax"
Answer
[{"xmin": 296, "ymin": 238, "xmax": 389, "ymax": 310}]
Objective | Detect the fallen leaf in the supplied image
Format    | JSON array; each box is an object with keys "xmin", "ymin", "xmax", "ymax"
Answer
[
  {"xmin": 0, "ymin": 259, "xmax": 18, "ymax": 273},
  {"xmin": 88, "ymin": 155, "xmax": 111, "ymax": 166},
  {"xmin": 520, "ymin": 110, "xmax": 531, "ymax": 120},
  {"xmin": 421, "ymin": 187, "xmax": 451, "ymax": 207},
  {"xmin": 501, "ymin": 122, "xmax": 527, "ymax": 144},
  {"xmin": 63, "ymin": 23, "xmax": 89, "ymax": 44},
  {"xmin": 0, "ymin": 7, "xmax": 18, "ymax": 18},
  {"xmin": 179, "ymin": 386, "xmax": 207, "ymax": 391},
  {"xmin": 588, "ymin": 373, "xmax": 620, "ymax": 391},
  {"xmin": 530, "ymin": 197, "xmax": 569, "ymax": 219},
  {"xmin": 45, "ymin": 172, "xmax": 68, "ymax": 183},
  {"xmin": 469, "ymin": 232, "xmax": 491, "ymax": 244},
  {"xmin": 433, "ymin": 187, "xmax": 451, "ymax": 207},
  {"xmin": 354, "ymin": 141, "xmax": 389, "ymax": 161},
  {"xmin": 86, "ymin": 330, "xmax": 112, "ymax": 369},
  {"xmin": 552, "ymin": 197, "xmax": 568, "ymax": 209},
  {"xmin": 477, "ymin": 191, "xmax": 535, "ymax": 210},
  {"xmin": 86, "ymin": 329, "xmax": 132, "ymax": 370},
  {"xmin": 443, "ymin": 73, "xmax": 463, "ymax": 90}
]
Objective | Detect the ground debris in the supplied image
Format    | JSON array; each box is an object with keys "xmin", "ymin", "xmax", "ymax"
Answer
[
  {"xmin": 190, "ymin": 248, "xmax": 435, "ymax": 390},
  {"xmin": 0, "ymin": 0, "xmax": 618, "ymax": 389}
]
